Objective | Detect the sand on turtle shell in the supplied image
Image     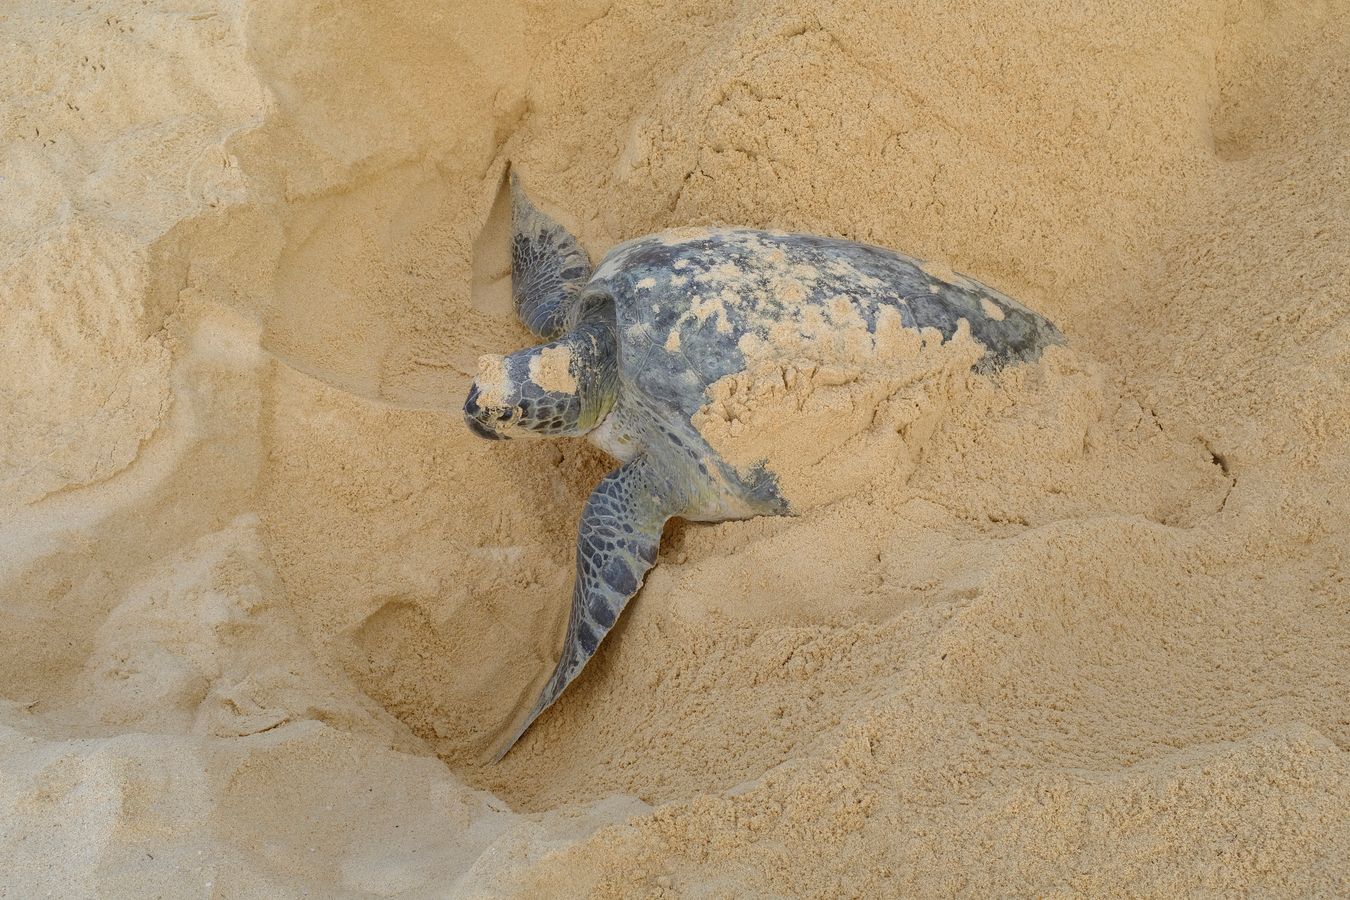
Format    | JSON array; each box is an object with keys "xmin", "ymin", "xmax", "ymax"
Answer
[{"xmin": 1, "ymin": 0, "xmax": 1347, "ymax": 897}]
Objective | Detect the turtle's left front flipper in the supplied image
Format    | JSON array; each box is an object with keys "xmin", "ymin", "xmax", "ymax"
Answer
[
  {"xmin": 510, "ymin": 170, "xmax": 591, "ymax": 340},
  {"xmin": 493, "ymin": 455, "xmax": 678, "ymax": 761}
]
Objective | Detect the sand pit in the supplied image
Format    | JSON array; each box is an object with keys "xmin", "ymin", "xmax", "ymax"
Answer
[{"xmin": 2, "ymin": 0, "xmax": 1347, "ymax": 896}]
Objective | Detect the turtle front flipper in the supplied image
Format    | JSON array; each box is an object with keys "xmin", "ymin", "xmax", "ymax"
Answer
[
  {"xmin": 510, "ymin": 170, "xmax": 591, "ymax": 340},
  {"xmin": 493, "ymin": 455, "xmax": 679, "ymax": 761}
]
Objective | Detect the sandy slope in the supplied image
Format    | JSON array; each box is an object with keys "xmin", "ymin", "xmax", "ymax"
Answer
[{"xmin": 1, "ymin": 0, "xmax": 1346, "ymax": 896}]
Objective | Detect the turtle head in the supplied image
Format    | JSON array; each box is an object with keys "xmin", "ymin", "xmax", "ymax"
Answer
[{"xmin": 463, "ymin": 330, "xmax": 616, "ymax": 441}]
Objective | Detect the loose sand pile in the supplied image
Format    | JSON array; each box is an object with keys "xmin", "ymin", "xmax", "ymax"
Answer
[{"xmin": 2, "ymin": 0, "xmax": 1347, "ymax": 896}]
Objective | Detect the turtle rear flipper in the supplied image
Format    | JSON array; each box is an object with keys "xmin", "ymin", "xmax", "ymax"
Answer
[
  {"xmin": 510, "ymin": 171, "xmax": 591, "ymax": 340},
  {"xmin": 493, "ymin": 455, "xmax": 678, "ymax": 761}
]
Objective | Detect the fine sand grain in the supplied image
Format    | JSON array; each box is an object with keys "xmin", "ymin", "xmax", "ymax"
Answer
[{"xmin": 2, "ymin": 1, "xmax": 1347, "ymax": 896}]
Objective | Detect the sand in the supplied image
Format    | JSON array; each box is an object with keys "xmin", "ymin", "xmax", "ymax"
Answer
[{"xmin": 1, "ymin": 0, "xmax": 1347, "ymax": 896}]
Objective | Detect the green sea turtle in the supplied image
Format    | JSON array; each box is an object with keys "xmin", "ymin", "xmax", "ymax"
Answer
[{"xmin": 466, "ymin": 172, "xmax": 1063, "ymax": 760}]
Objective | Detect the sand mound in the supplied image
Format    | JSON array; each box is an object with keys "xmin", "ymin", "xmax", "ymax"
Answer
[{"xmin": 1, "ymin": 0, "xmax": 1346, "ymax": 896}]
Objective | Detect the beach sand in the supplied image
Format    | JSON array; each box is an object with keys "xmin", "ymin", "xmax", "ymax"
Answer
[{"xmin": 1, "ymin": 0, "xmax": 1347, "ymax": 896}]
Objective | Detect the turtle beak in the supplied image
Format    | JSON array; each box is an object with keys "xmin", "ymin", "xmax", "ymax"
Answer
[
  {"xmin": 463, "ymin": 387, "xmax": 510, "ymax": 441},
  {"xmin": 465, "ymin": 412, "xmax": 506, "ymax": 441}
]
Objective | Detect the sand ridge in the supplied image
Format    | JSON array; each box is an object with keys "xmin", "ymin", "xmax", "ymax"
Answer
[{"xmin": 1, "ymin": 0, "xmax": 1347, "ymax": 896}]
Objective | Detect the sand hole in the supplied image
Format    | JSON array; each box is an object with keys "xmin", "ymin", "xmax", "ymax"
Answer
[{"xmin": 469, "ymin": 169, "xmax": 516, "ymax": 317}]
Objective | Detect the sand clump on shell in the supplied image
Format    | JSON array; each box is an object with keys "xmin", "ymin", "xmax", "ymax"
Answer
[{"xmin": 2, "ymin": 1, "xmax": 1348, "ymax": 897}]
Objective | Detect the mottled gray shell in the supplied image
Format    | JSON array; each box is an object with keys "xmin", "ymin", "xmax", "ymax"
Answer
[{"xmin": 583, "ymin": 228, "xmax": 1062, "ymax": 426}]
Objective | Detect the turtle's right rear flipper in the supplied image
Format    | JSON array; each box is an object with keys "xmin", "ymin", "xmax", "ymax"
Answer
[{"xmin": 510, "ymin": 170, "xmax": 592, "ymax": 340}]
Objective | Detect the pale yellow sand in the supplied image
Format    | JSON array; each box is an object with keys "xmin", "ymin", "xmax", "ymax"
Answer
[{"xmin": 2, "ymin": 1, "xmax": 1347, "ymax": 896}]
